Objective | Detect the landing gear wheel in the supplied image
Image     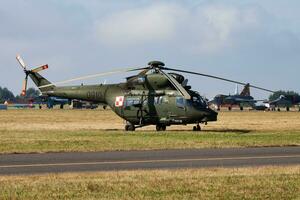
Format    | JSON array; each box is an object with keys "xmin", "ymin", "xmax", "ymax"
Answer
[
  {"xmin": 286, "ymin": 107, "xmax": 290, "ymax": 112},
  {"xmin": 240, "ymin": 106, "xmax": 243, "ymax": 111},
  {"xmin": 277, "ymin": 108, "xmax": 281, "ymax": 112},
  {"xmin": 228, "ymin": 106, "xmax": 232, "ymax": 111},
  {"xmin": 193, "ymin": 125, "xmax": 201, "ymax": 131},
  {"xmin": 156, "ymin": 124, "xmax": 166, "ymax": 131},
  {"xmin": 125, "ymin": 124, "xmax": 135, "ymax": 131}
]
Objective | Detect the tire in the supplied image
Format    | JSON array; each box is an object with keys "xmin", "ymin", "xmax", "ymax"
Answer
[
  {"xmin": 193, "ymin": 126, "xmax": 197, "ymax": 131},
  {"xmin": 125, "ymin": 124, "xmax": 135, "ymax": 131},
  {"xmin": 156, "ymin": 124, "xmax": 166, "ymax": 131}
]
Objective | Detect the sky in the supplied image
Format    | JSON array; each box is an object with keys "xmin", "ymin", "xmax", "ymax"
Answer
[{"xmin": 1, "ymin": 0, "xmax": 300, "ymax": 99}]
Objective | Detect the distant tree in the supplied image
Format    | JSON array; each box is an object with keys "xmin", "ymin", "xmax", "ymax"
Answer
[
  {"xmin": 25, "ymin": 88, "xmax": 40, "ymax": 98},
  {"xmin": 15, "ymin": 88, "xmax": 40, "ymax": 101},
  {"xmin": 0, "ymin": 87, "xmax": 15, "ymax": 103},
  {"xmin": 269, "ymin": 90, "xmax": 300, "ymax": 101}
]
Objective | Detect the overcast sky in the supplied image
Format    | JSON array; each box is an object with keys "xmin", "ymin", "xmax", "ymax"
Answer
[{"xmin": 1, "ymin": 0, "xmax": 300, "ymax": 99}]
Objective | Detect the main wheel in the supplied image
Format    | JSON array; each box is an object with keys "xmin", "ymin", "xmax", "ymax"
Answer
[
  {"xmin": 193, "ymin": 125, "xmax": 201, "ymax": 131},
  {"xmin": 156, "ymin": 124, "xmax": 166, "ymax": 131},
  {"xmin": 125, "ymin": 124, "xmax": 135, "ymax": 131}
]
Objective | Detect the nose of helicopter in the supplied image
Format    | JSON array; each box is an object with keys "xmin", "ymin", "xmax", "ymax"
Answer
[{"xmin": 203, "ymin": 108, "xmax": 218, "ymax": 122}]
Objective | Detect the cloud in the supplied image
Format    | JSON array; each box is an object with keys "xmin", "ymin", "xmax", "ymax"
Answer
[
  {"xmin": 1, "ymin": 0, "xmax": 300, "ymax": 96},
  {"xmin": 92, "ymin": 2, "xmax": 268, "ymax": 54},
  {"xmin": 185, "ymin": 3, "xmax": 267, "ymax": 54},
  {"xmin": 93, "ymin": 3, "xmax": 187, "ymax": 46}
]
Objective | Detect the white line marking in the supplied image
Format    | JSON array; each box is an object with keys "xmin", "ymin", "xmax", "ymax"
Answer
[{"xmin": 1, "ymin": 155, "xmax": 300, "ymax": 169}]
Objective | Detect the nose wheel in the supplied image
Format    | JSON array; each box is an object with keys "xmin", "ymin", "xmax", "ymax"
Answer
[
  {"xmin": 125, "ymin": 123, "xmax": 135, "ymax": 131},
  {"xmin": 193, "ymin": 124, "xmax": 201, "ymax": 131},
  {"xmin": 156, "ymin": 124, "xmax": 166, "ymax": 131}
]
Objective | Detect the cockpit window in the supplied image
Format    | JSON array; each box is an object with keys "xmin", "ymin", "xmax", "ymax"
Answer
[
  {"xmin": 191, "ymin": 95, "xmax": 207, "ymax": 107},
  {"xmin": 176, "ymin": 97, "xmax": 185, "ymax": 108}
]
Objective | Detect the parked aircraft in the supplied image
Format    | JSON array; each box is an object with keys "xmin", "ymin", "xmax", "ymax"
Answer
[
  {"xmin": 264, "ymin": 95, "xmax": 300, "ymax": 111},
  {"xmin": 209, "ymin": 84, "xmax": 258, "ymax": 110}
]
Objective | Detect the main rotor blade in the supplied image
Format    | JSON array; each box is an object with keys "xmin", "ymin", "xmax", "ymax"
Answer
[
  {"xmin": 163, "ymin": 67, "xmax": 275, "ymax": 93},
  {"xmin": 31, "ymin": 64, "xmax": 48, "ymax": 73},
  {"xmin": 16, "ymin": 55, "xmax": 27, "ymax": 69},
  {"xmin": 158, "ymin": 69, "xmax": 191, "ymax": 99},
  {"xmin": 38, "ymin": 67, "xmax": 140, "ymax": 89},
  {"xmin": 126, "ymin": 68, "xmax": 150, "ymax": 83}
]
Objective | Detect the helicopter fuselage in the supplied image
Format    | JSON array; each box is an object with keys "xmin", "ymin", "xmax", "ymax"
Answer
[{"xmin": 43, "ymin": 73, "xmax": 217, "ymax": 127}]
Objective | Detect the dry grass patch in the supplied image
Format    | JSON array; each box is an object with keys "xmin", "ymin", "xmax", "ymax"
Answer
[
  {"xmin": 0, "ymin": 166, "xmax": 299, "ymax": 200},
  {"xmin": 0, "ymin": 110, "xmax": 299, "ymax": 153},
  {"xmin": 1, "ymin": 110, "xmax": 300, "ymax": 132}
]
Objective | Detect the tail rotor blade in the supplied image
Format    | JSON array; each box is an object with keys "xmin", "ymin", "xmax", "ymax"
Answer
[
  {"xmin": 31, "ymin": 64, "xmax": 49, "ymax": 73},
  {"xmin": 21, "ymin": 77, "xmax": 28, "ymax": 96},
  {"xmin": 16, "ymin": 55, "xmax": 27, "ymax": 69}
]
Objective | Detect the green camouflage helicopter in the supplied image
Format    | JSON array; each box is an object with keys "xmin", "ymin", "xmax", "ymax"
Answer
[{"xmin": 17, "ymin": 55, "xmax": 273, "ymax": 131}]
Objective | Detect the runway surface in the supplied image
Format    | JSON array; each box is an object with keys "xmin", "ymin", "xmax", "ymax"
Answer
[{"xmin": 1, "ymin": 147, "xmax": 300, "ymax": 175}]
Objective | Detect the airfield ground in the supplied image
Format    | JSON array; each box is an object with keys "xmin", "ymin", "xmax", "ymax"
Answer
[
  {"xmin": 0, "ymin": 110, "xmax": 299, "ymax": 153},
  {"xmin": 0, "ymin": 110, "xmax": 299, "ymax": 199},
  {"xmin": 1, "ymin": 166, "xmax": 299, "ymax": 199}
]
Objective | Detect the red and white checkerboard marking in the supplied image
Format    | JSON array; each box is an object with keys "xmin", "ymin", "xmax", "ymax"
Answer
[{"xmin": 115, "ymin": 96, "xmax": 124, "ymax": 107}]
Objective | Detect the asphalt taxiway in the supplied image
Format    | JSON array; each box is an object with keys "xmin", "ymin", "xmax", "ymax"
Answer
[{"xmin": 0, "ymin": 147, "xmax": 299, "ymax": 175}]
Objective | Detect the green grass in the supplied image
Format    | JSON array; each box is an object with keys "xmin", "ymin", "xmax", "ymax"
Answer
[
  {"xmin": 0, "ymin": 129, "xmax": 299, "ymax": 153},
  {"xmin": 0, "ymin": 110, "xmax": 300, "ymax": 153},
  {"xmin": 0, "ymin": 167, "xmax": 299, "ymax": 200}
]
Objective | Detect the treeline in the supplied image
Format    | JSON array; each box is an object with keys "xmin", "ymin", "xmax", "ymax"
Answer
[
  {"xmin": 0, "ymin": 87, "xmax": 40, "ymax": 103},
  {"xmin": 1, "ymin": 86, "xmax": 299, "ymax": 103}
]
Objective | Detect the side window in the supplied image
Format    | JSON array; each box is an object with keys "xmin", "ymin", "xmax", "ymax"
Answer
[
  {"xmin": 176, "ymin": 97, "xmax": 185, "ymax": 108},
  {"xmin": 154, "ymin": 96, "xmax": 163, "ymax": 104},
  {"xmin": 125, "ymin": 97, "xmax": 140, "ymax": 107}
]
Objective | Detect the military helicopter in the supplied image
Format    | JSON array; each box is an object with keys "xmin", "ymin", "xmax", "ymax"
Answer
[{"xmin": 16, "ymin": 55, "xmax": 273, "ymax": 131}]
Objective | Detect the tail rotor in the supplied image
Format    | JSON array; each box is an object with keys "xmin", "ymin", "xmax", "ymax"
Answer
[{"xmin": 16, "ymin": 55, "xmax": 49, "ymax": 96}]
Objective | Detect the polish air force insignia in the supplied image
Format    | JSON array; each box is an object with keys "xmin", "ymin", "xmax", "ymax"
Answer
[{"xmin": 115, "ymin": 96, "xmax": 124, "ymax": 107}]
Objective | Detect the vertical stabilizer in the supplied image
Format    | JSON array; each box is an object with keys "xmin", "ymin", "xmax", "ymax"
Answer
[
  {"xmin": 240, "ymin": 83, "xmax": 250, "ymax": 96},
  {"xmin": 234, "ymin": 84, "xmax": 239, "ymax": 95}
]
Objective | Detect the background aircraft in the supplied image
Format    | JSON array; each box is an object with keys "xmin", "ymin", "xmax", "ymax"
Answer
[
  {"xmin": 264, "ymin": 95, "xmax": 300, "ymax": 111},
  {"xmin": 209, "ymin": 84, "xmax": 259, "ymax": 110}
]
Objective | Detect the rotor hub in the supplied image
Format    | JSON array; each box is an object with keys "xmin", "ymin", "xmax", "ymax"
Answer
[{"xmin": 148, "ymin": 61, "xmax": 165, "ymax": 68}]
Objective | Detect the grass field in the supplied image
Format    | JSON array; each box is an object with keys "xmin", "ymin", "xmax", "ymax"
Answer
[
  {"xmin": 0, "ymin": 110, "xmax": 300, "ymax": 153},
  {"xmin": 1, "ymin": 110, "xmax": 300, "ymax": 200},
  {"xmin": 0, "ymin": 166, "xmax": 299, "ymax": 200}
]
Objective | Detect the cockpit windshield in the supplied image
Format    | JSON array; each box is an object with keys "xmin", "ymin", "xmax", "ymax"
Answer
[{"xmin": 191, "ymin": 95, "xmax": 207, "ymax": 108}]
